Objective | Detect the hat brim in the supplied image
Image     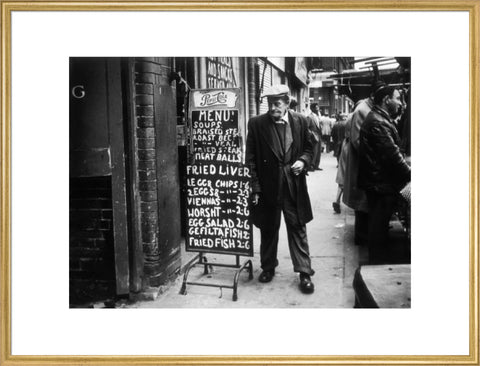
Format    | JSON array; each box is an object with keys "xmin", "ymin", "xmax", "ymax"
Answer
[{"xmin": 262, "ymin": 93, "xmax": 289, "ymax": 99}]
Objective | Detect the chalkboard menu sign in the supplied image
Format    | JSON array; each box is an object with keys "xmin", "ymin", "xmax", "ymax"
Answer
[{"xmin": 186, "ymin": 88, "xmax": 253, "ymax": 256}]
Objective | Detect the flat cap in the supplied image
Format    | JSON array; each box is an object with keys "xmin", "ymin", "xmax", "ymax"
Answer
[{"xmin": 261, "ymin": 84, "xmax": 290, "ymax": 98}]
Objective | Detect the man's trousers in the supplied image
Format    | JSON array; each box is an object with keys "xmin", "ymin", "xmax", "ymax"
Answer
[
  {"xmin": 366, "ymin": 191, "xmax": 398, "ymax": 264},
  {"xmin": 354, "ymin": 210, "xmax": 368, "ymax": 246},
  {"xmin": 259, "ymin": 189, "xmax": 314, "ymax": 276}
]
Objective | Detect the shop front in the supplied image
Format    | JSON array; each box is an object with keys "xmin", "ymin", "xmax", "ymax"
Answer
[{"xmin": 69, "ymin": 57, "xmax": 311, "ymax": 305}]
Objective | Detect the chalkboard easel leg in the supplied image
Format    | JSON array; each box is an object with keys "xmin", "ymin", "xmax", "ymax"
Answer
[
  {"xmin": 232, "ymin": 257, "xmax": 254, "ymax": 301},
  {"xmin": 179, "ymin": 253, "xmax": 201, "ymax": 295},
  {"xmin": 247, "ymin": 259, "xmax": 254, "ymax": 280},
  {"xmin": 199, "ymin": 253, "xmax": 210, "ymax": 275}
]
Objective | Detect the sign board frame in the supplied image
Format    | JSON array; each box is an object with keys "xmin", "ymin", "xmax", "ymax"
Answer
[{"xmin": 185, "ymin": 87, "xmax": 253, "ymax": 257}]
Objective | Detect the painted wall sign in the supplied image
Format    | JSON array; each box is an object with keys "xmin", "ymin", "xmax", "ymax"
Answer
[
  {"xmin": 294, "ymin": 57, "xmax": 308, "ymax": 85},
  {"xmin": 206, "ymin": 57, "xmax": 237, "ymax": 89},
  {"xmin": 186, "ymin": 88, "xmax": 253, "ymax": 256}
]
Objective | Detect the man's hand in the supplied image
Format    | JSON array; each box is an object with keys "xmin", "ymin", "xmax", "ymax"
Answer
[
  {"xmin": 251, "ymin": 193, "xmax": 260, "ymax": 205},
  {"xmin": 291, "ymin": 160, "xmax": 305, "ymax": 176}
]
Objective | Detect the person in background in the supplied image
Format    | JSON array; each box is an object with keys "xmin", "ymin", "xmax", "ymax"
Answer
[
  {"xmin": 358, "ymin": 84, "xmax": 411, "ymax": 264},
  {"xmin": 397, "ymin": 88, "xmax": 411, "ymax": 158},
  {"xmin": 307, "ymin": 103, "xmax": 323, "ymax": 171},
  {"xmin": 319, "ymin": 113, "xmax": 332, "ymax": 153},
  {"xmin": 289, "ymin": 97, "xmax": 298, "ymax": 112},
  {"xmin": 332, "ymin": 114, "xmax": 352, "ymax": 214},
  {"xmin": 328, "ymin": 115, "xmax": 337, "ymax": 152},
  {"xmin": 342, "ymin": 84, "xmax": 376, "ymax": 246},
  {"xmin": 246, "ymin": 85, "xmax": 316, "ymax": 294},
  {"xmin": 331, "ymin": 114, "xmax": 347, "ymax": 165}
]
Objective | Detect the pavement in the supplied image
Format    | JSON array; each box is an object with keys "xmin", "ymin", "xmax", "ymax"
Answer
[{"xmin": 126, "ymin": 152, "xmax": 368, "ymax": 309}]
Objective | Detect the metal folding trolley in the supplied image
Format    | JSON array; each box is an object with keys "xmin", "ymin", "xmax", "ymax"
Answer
[
  {"xmin": 180, "ymin": 87, "xmax": 254, "ymax": 301},
  {"xmin": 179, "ymin": 253, "xmax": 253, "ymax": 301}
]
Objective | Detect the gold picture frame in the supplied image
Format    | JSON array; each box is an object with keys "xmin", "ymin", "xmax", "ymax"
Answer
[{"xmin": 1, "ymin": 1, "xmax": 479, "ymax": 365}]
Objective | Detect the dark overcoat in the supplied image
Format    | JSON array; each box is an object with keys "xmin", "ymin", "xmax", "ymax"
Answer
[
  {"xmin": 245, "ymin": 111, "xmax": 313, "ymax": 227},
  {"xmin": 342, "ymin": 98, "xmax": 372, "ymax": 212},
  {"xmin": 358, "ymin": 106, "xmax": 411, "ymax": 194}
]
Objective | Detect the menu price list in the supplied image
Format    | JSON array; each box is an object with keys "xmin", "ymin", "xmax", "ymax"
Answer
[{"xmin": 186, "ymin": 109, "xmax": 253, "ymax": 256}]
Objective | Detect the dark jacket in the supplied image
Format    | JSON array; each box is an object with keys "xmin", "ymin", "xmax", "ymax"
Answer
[
  {"xmin": 307, "ymin": 112, "xmax": 322, "ymax": 144},
  {"xmin": 246, "ymin": 111, "xmax": 313, "ymax": 226},
  {"xmin": 331, "ymin": 120, "xmax": 346, "ymax": 158},
  {"xmin": 358, "ymin": 106, "xmax": 411, "ymax": 195}
]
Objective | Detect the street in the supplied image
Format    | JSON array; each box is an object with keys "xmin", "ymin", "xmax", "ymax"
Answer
[{"xmin": 127, "ymin": 152, "xmax": 367, "ymax": 308}]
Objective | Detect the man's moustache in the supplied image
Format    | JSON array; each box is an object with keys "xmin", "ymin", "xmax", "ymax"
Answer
[{"xmin": 270, "ymin": 112, "xmax": 282, "ymax": 121}]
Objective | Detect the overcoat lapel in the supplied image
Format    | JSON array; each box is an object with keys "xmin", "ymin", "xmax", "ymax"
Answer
[
  {"xmin": 288, "ymin": 111, "xmax": 301, "ymax": 157},
  {"xmin": 260, "ymin": 114, "xmax": 283, "ymax": 161}
]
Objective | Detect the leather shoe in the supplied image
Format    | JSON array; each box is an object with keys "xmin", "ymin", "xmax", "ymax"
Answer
[
  {"xmin": 258, "ymin": 270, "xmax": 274, "ymax": 283},
  {"xmin": 299, "ymin": 273, "xmax": 314, "ymax": 294}
]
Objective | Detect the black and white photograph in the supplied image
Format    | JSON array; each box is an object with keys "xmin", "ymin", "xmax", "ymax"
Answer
[
  {"xmin": 69, "ymin": 56, "xmax": 411, "ymax": 308},
  {"xmin": 3, "ymin": 4, "xmax": 476, "ymax": 363}
]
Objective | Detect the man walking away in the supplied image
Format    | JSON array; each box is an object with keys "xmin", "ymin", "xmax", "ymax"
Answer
[{"xmin": 331, "ymin": 114, "xmax": 347, "ymax": 165}]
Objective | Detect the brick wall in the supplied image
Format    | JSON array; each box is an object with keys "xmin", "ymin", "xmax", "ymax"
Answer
[
  {"xmin": 69, "ymin": 58, "xmax": 182, "ymax": 303},
  {"xmin": 69, "ymin": 176, "xmax": 115, "ymax": 304},
  {"xmin": 133, "ymin": 57, "xmax": 181, "ymax": 287}
]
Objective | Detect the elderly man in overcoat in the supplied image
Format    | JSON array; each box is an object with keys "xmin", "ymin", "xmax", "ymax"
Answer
[{"xmin": 246, "ymin": 85, "xmax": 315, "ymax": 294}]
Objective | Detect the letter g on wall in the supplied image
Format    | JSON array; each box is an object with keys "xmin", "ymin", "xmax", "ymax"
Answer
[{"xmin": 72, "ymin": 85, "xmax": 85, "ymax": 99}]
